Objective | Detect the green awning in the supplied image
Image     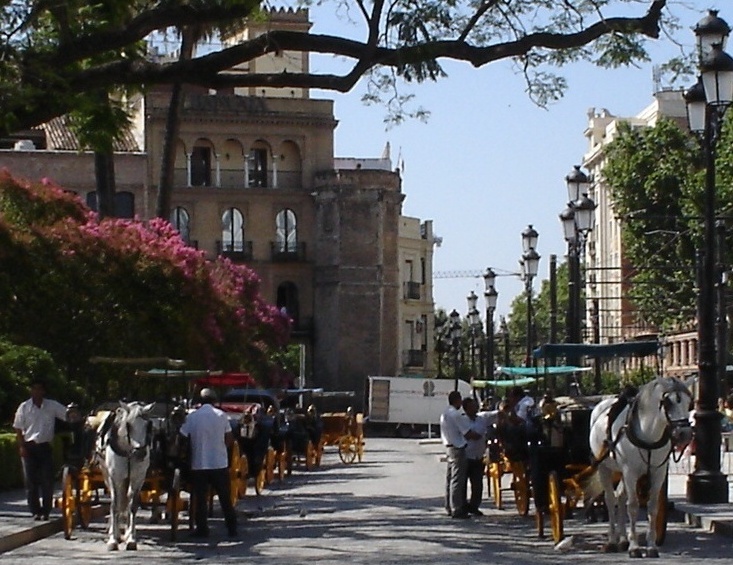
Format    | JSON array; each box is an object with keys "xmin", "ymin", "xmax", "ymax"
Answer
[{"xmin": 498, "ymin": 366, "xmax": 590, "ymax": 377}]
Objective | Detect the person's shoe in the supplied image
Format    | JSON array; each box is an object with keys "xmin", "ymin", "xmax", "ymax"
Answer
[
  {"xmin": 451, "ymin": 511, "xmax": 471, "ymax": 519},
  {"xmin": 33, "ymin": 515, "xmax": 42, "ymax": 521},
  {"xmin": 467, "ymin": 508, "xmax": 484, "ymax": 516},
  {"xmin": 41, "ymin": 514, "xmax": 49, "ymax": 521},
  {"xmin": 445, "ymin": 507, "xmax": 452, "ymax": 516}
]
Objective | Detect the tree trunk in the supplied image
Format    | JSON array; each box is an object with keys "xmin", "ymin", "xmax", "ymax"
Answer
[
  {"xmin": 94, "ymin": 151, "xmax": 116, "ymax": 219},
  {"xmin": 156, "ymin": 27, "xmax": 198, "ymax": 219}
]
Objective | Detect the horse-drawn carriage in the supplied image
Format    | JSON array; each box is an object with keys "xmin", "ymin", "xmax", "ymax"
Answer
[
  {"xmin": 488, "ymin": 341, "xmax": 693, "ymax": 558},
  {"xmin": 320, "ymin": 409, "xmax": 365, "ymax": 464}
]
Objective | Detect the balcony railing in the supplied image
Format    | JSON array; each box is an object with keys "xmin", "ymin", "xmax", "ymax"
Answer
[
  {"xmin": 174, "ymin": 168, "xmax": 301, "ymax": 190},
  {"xmin": 270, "ymin": 241, "xmax": 307, "ymax": 262},
  {"xmin": 403, "ymin": 349, "xmax": 425, "ymax": 367},
  {"xmin": 216, "ymin": 240, "xmax": 253, "ymax": 262},
  {"xmin": 404, "ymin": 281, "xmax": 421, "ymax": 300}
]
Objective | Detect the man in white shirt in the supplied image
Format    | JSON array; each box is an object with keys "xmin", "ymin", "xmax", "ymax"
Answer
[
  {"xmin": 440, "ymin": 391, "xmax": 479, "ymax": 519},
  {"xmin": 179, "ymin": 388, "xmax": 238, "ymax": 538},
  {"xmin": 462, "ymin": 397, "xmax": 496, "ymax": 516},
  {"xmin": 13, "ymin": 379, "xmax": 71, "ymax": 521}
]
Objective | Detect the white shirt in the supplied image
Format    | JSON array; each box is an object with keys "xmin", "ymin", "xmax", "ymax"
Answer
[
  {"xmin": 13, "ymin": 398, "xmax": 68, "ymax": 444},
  {"xmin": 440, "ymin": 405, "xmax": 471, "ymax": 448},
  {"xmin": 465, "ymin": 413, "xmax": 495, "ymax": 460},
  {"xmin": 515, "ymin": 396, "xmax": 536, "ymax": 422},
  {"xmin": 180, "ymin": 404, "xmax": 231, "ymax": 470}
]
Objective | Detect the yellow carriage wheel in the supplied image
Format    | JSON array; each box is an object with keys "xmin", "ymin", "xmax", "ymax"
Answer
[
  {"xmin": 316, "ymin": 440, "xmax": 325, "ymax": 467},
  {"xmin": 357, "ymin": 434, "xmax": 365, "ymax": 463},
  {"xmin": 255, "ymin": 465, "xmax": 266, "ymax": 495},
  {"xmin": 338, "ymin": 436, "xmax": 358, "ymax": 464},
  {"xmin": 305, "ymin": 440, "xmax": 317, "ymax": 470},
  {"xmin": 489, "ymin": 461, "xmax": 503, "ymax": 510},
  {"xmin": 548, "ymin": 471, "xmax": 565, "ymax": 543},
  {"xmin": 77, "ymin": 467, "xmax": 93, "ymax": 529},
  {"xmin": 265, "ymin": 447, "xmax": 276, "ymax": 485},
  {"xmin": 60, "ymin": 466, "xmax": 76, "ymax": 540},
  {"xmin": 238, "ymin": 454, "xmax": 249, "ymax": 497},
  {"xmin": 277, "ymin": 450, "xmax": 288, "ymax": 481},
  {"xmin": 511, "ymin": 461, "xmax": 530, "ymax": 517},
  {"xmin": 228, "ymin": 442, "xmax": 241, "ymax": 506}
]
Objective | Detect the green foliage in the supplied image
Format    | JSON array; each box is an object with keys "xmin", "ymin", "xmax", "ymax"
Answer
[
  {"xmin": 603, "ymin": 117, "xmax": 733, "ymax": 329},
  {"xmin": 0, "ymin": 432, "xmax": 68, "ymax": 491}
]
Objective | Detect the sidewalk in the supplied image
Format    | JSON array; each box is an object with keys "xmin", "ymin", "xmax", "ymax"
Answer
[{"xmin": 0, "ymin": 487, "xmax": 66, "ymax": 554}]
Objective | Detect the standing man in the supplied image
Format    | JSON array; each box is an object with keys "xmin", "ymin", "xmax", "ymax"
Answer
[
  {"xmin": 13, "ymin": 378, "xmax": 71, "ymax": 521},
  {"xmin": 462, "ymin": 397, "xmax": 495, "ymax": 516},
  {"xmin": 440, "ymin": 391, "xmax": 478, "ymax": 519},
  {"xmin": 179, "ymin": 388, "xmax": 238, "ymax": 538}
]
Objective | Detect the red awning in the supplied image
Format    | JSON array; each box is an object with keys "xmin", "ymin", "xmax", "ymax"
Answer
[{"xmin": 195, "ymin": 372, "xmax": 256, "ymax": 388}]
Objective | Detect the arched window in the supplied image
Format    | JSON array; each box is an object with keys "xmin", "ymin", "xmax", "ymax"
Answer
[
  {"xmin": 170, "ymin": 206, "xmax": 191, "ymax": 244},
  {"xmin": 275, "ymin": 208, "xmax": 297, "ymax": 253},
  {"xmin": 277, "ymin": 281, "xmax": 300, "ymax": 327},
  {"xmin": 222, "ymin": 207, "xmax": 245, "ymax": 252}
]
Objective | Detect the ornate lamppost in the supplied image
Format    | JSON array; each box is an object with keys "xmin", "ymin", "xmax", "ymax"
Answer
[
  {"xmin": 521, "ymin": 225, "xmax": 540, "ymax": 367},
  {"xmin": 559, "ymin": 166, "xmax": 597, "ymax": 375},
  {"xmin": 684, "ymin": 9, "xmax": 733, "ymax": 504},
  {"xmin": 449, "ymin": 309, "xmax": 462, "ymax": 391},
  {"xmin": 484, "ymin": 268, "xmax": 499, "ymax": 381},
  {"xmin": 466, "ymin": 291, "xmax": 482, "ymax": 379}
]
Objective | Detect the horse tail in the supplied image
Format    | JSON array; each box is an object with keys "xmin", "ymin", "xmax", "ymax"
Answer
[{"xmin": 579, "ymin": 467, "xmax": 604, "ymax": 503}]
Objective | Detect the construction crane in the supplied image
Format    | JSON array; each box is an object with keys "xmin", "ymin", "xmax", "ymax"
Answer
[{"xmin": 433, "ymin": 268, "xmax": 520, "ymax": 279}]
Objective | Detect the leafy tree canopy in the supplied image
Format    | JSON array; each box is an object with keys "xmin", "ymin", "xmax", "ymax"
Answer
[
  {"xmin": 603, "ymin": 117, "xmax": 733, "ymax": 330},
  {"xmin": 0, "ymin": 0, "xmax": 677, "ymax": 133}
]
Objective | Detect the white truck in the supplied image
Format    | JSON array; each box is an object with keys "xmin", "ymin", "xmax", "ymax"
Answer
[{"xmin": 365, "ymin": 376, "xmax": 473, "ymax": 437}]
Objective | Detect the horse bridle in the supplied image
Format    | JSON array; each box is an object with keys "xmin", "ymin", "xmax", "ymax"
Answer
[
  {"xmin": 109, "ymin": 413, "xmax": 152, "ymax": 462},
  {"xmin": 625, "ymin": 387, "xmax": 692, "ymax": 452}
]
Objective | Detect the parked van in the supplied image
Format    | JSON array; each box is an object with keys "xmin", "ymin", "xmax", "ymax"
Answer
[{"xmin": 365, "ymin": 376, "xmax": 473, "ymax": 437}]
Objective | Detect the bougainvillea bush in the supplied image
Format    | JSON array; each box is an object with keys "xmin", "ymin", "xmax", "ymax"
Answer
[{"xmin": 0, "ymin": 171, "xmax": 290, "ymax": 401}]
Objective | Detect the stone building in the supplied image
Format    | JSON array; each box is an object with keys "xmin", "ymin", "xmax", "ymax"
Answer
[{"xmin": 0, "ymin": 7, "xmax": 438, "ymax": 406}]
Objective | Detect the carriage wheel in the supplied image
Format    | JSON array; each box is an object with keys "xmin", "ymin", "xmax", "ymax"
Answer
[
  {"xmin": 77, "ymin": 468, "xmax": 93, "ymax": 529},
  {"xmin": 277, "ymin": 450, "xmax": 287, "ymax": 482},
  {"xmin": 511, "ymin": 461, "xmax": 529, "ymax": 516},
  {"xmin": 655, "ymin": 478, "xmax": 668, "ymax": 546},
  {"xmin": 548, "ymin": 471, "xmax": 565, "ymax": 543},
  {"xmin": 60, "ymin": 466, "xmax": 76, "ymax": 540},
  {"xmin": 255, "ymin": 465, "xmax": 266, "ymax": 495},
  {"xmin": 265, "ymin": 447, "xmax": 276, "ymax": 485},
  {"xmin": 338, "ymin": 436, "xmax": 358, "ymax": 464},
  {"xmin": 316, "ymin": 440, "xmax": 325, "ymax": 467},
  {"xmin": 489, "ymin": 461, "xmax": 503, "ymax": 510},
  {"xmin": 169, "ymin": 468, "xmax": 181, "ymax": 542},
  {"xmin": 229, "ymin": 442, "xmax": 241, "ymax": 505},
  {"xmin": 357, "ymin": 434, "xmax": 365, "ymax": 463},
  {"xmin": 238, "ymin": 455, "xmax": 249, "ymax": 497},
  {"xmin": 305, "ymin": 441, "xmax": 317, "ymax": 470}
]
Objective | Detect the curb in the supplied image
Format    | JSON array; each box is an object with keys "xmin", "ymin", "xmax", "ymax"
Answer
[
  {"xmin": 0, "ymin": 504, "xmax": 107, "ymax": 555},
  {"xmin": 671, "ymin": 500, "xmax": 733, "ymax": 538}
]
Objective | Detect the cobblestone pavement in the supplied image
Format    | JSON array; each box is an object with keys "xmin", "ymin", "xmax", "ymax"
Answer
[{"xmin": 2, "ymin": 438, "xmax": 733, "ymax": 564}]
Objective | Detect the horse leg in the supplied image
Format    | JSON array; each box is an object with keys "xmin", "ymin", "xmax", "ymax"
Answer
[
  {"xmin": 599, "ymin": 468, "xmax": 619, "ymax": 552},
  {"xmin": 126, "ymin": 490, "xmax": 138, "ymax": 550},
  {"xmin": 624, "ymin": 475, "xmax": 642, "ymax": 558},
  {"xmin": 106, "ymin": 488, "xmax": 119, "ymax": 551},
  {"xmin": 616, "ymin": 481, "xmax": 629, "ymax": 552}
]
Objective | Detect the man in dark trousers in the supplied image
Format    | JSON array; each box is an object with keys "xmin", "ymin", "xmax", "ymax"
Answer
[
  {"xmin": 180, "ymin": 388, "xmax": 238, "ymax": 538},
  {"xmin": 13, "ymin": 379, "xmax": 72, "ymax": 521}
]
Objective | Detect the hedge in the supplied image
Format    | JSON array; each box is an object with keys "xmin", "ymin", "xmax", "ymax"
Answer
[{"xmin": 0, "ymin": 432, "xmax": 69, "ymax": 491}]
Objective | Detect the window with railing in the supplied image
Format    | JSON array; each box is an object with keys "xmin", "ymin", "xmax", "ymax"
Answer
[
  {"xmin": 404, "ymin": 281, "xmax": 421, "ymax": 300},
  {"xmin": 170, "ymin": 206, "xmax": 192, "ymax": 246},
  {"xmin": 221, "ymin": 207, "xmax": 249, "ymax": 259},
  {"xmin": 191, "ymin": 146, "xmax": 212, "ymax": 187},
  {"xmin": 403, "ymin": 349, "xmax": 425, "ymax": 367}
]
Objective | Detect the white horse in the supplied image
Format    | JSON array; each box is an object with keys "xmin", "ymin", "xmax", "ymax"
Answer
[
  {"xmin": 95, "ymin": 401, "xmax": 154, "ymax": 550},
  {"xmin": 587, "ymin": 377, "xmax": 693, "ymax": 558}
]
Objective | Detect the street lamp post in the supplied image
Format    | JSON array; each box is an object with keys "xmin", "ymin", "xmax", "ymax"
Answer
[
  {"xmin": 521, "ymin": 225, "xmax": 540, "ymax": 367},
  {"xmin": 484, "ymin": 268, "xmax": 499, "ymax": 381},
  {"xmin": 684, "ymin": 9, "xmax": 733, "ymax": 504},
  {"xmin": 560, "ymin": 166, "xmax": 596, "ymax": 372},
  {"xmin": 467, "ymin": 291, "xmax": 481, "ymax": 379},
  {"xmin": 449, "ymin": 309, "xmax": 462, "ymax": 391}
]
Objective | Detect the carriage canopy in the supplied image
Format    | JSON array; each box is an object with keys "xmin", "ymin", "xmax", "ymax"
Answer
[{"xmin": 532, "ymin": 340, "xmax": 660, "ymax": 360}]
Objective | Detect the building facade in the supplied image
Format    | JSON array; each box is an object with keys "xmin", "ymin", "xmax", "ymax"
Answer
[{"xmin": 0, "ymin": 8, "xmax": 438, "ymax": 405}]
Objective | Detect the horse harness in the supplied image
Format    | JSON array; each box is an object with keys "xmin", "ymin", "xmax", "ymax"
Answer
[{"xmin": 97, "ymin": 409, "xmax": 153, "ymax": 478}]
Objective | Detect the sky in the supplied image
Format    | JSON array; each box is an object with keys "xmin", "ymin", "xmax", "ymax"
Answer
[{"xmin": 302, "ymin": 2, "xmax": 706, "ymax": 321}]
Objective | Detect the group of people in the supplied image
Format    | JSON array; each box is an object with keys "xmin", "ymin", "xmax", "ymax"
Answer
[
  {"xmin": 440, "ymin": 386, "xmax": 535, "ymax": 519},
  {"xmin": 13, "ymin": 381, "xmax": 237, "ymax": 539}
]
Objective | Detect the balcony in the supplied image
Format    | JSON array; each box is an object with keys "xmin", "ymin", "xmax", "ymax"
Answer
[
  {"xmin": 174, "ymin": 168, "xmax": 301, "ymax": 190},
  {"xmin": 403, "ymin": 349, "xmax": 425, "ymax": 367},
  {"xmin": 216, "ymin": 240, "xmax": 253, "ymax": 262},
  {"xmin": 270, "ymin": 241, "xmax": 307, "ymax": 262},
  {"xmin": 404, "ymin": 281, "xmax": 421, "ymax": 300}
]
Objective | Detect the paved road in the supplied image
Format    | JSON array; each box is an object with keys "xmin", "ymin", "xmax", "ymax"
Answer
[{"xmin": 3, "ymin": 438, "xmax": 733, "ymax": 564}]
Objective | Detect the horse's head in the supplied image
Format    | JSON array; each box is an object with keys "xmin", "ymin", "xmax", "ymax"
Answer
[
  {"xmin": 112, "ymin": 401, "xmax": 154, "ymax": 458},
  {"xmin": 654, "ymin": 376, "xmax": 694, "ymax": 448}
]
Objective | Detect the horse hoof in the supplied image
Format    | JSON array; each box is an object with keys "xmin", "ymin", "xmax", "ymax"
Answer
[
  {"xmin": 647, "ymin": 548, "xmax": 659, "ymax": 558},
  {"xmin": 619, "ymin": 541, "xmax": 630, "ymax": 552},
  {"xmin": 126, "ymin": 541, "xmax": 137, "ymax": 551},
  {"xmin": 629, "ymin": 548, "xmax": 643, "ymax": 558},
  {"xmin": 107, "ymin": 542, "xmax": 118, "ymax": 551},
  {"xmin": 602, "ymin": 543, "xmax": 618, "ymax": 553}
]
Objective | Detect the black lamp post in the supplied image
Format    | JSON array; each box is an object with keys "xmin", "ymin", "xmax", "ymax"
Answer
[
  {"xmin": 484, "ymin": 268, "xmax": 499, "ymax": 381},
  {"xmin": 449, "ymin": 309, "xmax": 462, "ymax": 391},
  {"xmin": 560, "ymin": 166, "xmax": 597, "ymax": 373},
  {"xmin": 466, "ymin": 291, "xmax": 481, "ymax": 379},
  {"xmin": 521, "ymin": 225, "xmax": 540, "ymax": 367},
  {"xmin": 684, "ymin": 9, "xmax": 733, "ymax": 504}
]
